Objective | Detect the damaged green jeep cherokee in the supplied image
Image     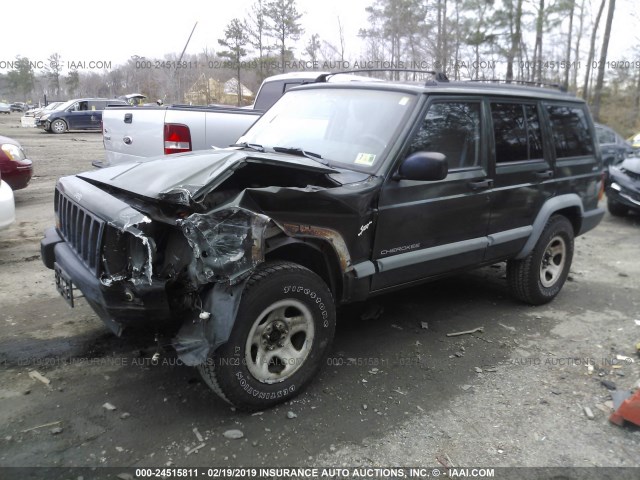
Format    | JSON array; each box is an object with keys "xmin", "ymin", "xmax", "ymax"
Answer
[{"xmin": 41, "ymin": 73, "xmax": 604, "ymax": 410}]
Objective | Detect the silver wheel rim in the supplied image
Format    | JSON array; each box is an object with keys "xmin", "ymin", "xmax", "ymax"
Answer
[
  {"xmin": 540, "ymin": 235, "xmax": 566, "ymax": 288},
  {"xmin": 245, "ymin": 299, "xmax": 315, "ymax": 384},
  {"xmin": 52, "ymin": 121, "xmax": 65, "ymax": 133}
]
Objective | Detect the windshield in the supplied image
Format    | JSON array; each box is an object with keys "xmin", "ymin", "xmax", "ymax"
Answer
[{"xmin": 238, "ymin": 88, "xmax": 416, "ymax": 170}]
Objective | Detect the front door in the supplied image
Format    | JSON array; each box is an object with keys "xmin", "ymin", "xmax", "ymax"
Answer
[{"xmin": 371, "ymin": 98, "xmax": 492, "ymax": 292}]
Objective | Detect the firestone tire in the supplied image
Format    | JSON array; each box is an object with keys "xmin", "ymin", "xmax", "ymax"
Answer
[
  {"xmin": 198, "ymin": 261, "xmax": 336, "ymax": 411},
  {"xmin": 507, "ymin": 215, "xmax": 574, "ymax": 306}
]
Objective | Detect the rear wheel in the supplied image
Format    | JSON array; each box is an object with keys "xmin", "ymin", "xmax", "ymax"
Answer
[
  {"xmin": 607, "ymin": 197, "xmax": 628, "ymax": 217},
  {"xmin": 198, "ymin": 261, "xmax": 336, "ymax": 410},
  {"xmin": 507, "ymin": 215, "xmax": 574, "ymax": 305}
]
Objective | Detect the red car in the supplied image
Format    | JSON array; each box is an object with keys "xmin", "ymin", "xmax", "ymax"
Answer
[{"xmin": 0, "ymin": 135, "xmax": 33, "ymax": 190}]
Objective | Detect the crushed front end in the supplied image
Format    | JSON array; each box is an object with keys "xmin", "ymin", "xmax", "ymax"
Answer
[{"xmin": 41, "ymin": 176, "xmax": 172, "ymax": 335}]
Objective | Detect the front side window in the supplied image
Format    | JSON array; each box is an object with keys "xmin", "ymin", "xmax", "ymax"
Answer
[
  {"xmin": 408, "ymin": 101, "xmax": 481, "ymax": 170},
  {"xmin": 491, "ymin": 103, "xmax": 544, "ymax": 163},
  {"xmin": 545, "ymin": 104, "xmax": 594, "ymax": 158}
]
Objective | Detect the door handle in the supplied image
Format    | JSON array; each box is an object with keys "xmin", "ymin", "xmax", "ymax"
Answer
[
  {"xmin": 469, "ymin": 179, "xmax": 493, "ymax": 190},
  {"xmin": 124, "ymin": 113, "xmax": 132, "ymax": 124},
  {"xmin": 535, "ymin": 169, "xmax": 553, "ymax": 179}
]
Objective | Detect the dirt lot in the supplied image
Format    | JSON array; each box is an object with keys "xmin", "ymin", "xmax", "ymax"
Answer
[{"xmin": 0, "ymin": 113, "xmax": 639, "ymax": 476}]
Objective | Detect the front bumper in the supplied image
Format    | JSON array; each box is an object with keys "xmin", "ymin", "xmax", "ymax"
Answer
[
  {"xmin": 41, "ymin": 226, "xmax": 172, "ymax": 335},
  {"xmin": 606, "ymin": 186, "xmax": 640, "ymax": 211}
]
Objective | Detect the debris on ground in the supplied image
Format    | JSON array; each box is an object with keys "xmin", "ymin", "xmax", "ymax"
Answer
[
  {"xmin": 616, "ymin": 355, "xmax": 635, "ymax": 363},
  {"xmin": 287, "ymin": 411, "xmax": 298, "ymax": 419},
  {"xmin": 186, "ymin": 443, "xmax": 206, "ymax": 455},
  {"xmin": 391, "ymin": 324, "xmax": 403, "ymax": 330},
  {"xmin": 609, "ymin": 389, "xmax": 640, "ymax": 427},
  {"xmin": 21, "ymin": 421, "xmax": 61, "ymax": 433},
  {"xmin": 28, "ymin": 370, "xmax": 51, "ymax": 385},
  {"xmin": 634, "ymin": 319, "xmax": 640, "ymax": 326},
  {"xmin": 420, "ymin": 322, "xmax": 429, "ymax": 330},
  {"xmin": 115, "ymin": 446, "xmax": 124, "ymax": 452},
  {"xmin": 50, "ymin": 427, "xmax": 63, "ymax": 435},
  {"xmin": 120, "ymin": 412, "xmax": 130, "ymax": 419},
  {"xmin": 393, "ymin": 388, "xmax": 407, "ymax": 395},
  {"xmin": 193, "ymin": 428, "xmax": 204, "ymax": 442},
  {"xmin": 362, "ymin": 404, "xmax": 368, "ymax": 410},
  {"xmin": 475, "ymin": 367, "xmax": 483, "ymax": 373},
  {"xmin": 446, "ymin": 326, "xmax": 484, "ymax": 337},
  {"xmin": 498, "ymin": 323, "xmax": 516, "ymax": 332},
  {"xmin": 583, "ymin": 406, "xmax": 595, "ymax": 420},
  {"xmin": 600, "ymin": 380, "xmax": 617, "ymax": 391},
  {"xmin": 102, "ymin": 402, "xmax": 117, "ymax": 411},
  {"xmin": 223, "ymin": 429, "xmax": 244, "ymax": 439},
  {"xmin": 461, "ymin": 385, "xmax": 473, "ymax": 391}
]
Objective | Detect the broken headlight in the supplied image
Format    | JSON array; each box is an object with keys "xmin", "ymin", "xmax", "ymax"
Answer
[{"xmin": 179, "ymin": 207, "xmax": 270, "ymax": 284}]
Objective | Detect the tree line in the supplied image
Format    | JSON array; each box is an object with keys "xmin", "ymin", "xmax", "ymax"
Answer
[{"xmin": 1, "ymin": 0, "xmax": 638, "ymax": 136}]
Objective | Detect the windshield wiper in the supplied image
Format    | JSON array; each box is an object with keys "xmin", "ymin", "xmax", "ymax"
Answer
[
  {"xmin": 230, "ymin": 142, "xmax": 265, "ymax": 152},
  {"xmin": 272, "ymin": 146, "xmax": 329, "ymax": 165}
]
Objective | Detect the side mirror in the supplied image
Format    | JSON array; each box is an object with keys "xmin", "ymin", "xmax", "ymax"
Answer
[{"xmin": 395, "ymin": 152, "xmax": 448, "ymax": 181}]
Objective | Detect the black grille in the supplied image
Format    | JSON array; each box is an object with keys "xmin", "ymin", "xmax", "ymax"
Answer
[{"xmin": 55, "ymin": 188, "xmax": 105, "ymax": 274}]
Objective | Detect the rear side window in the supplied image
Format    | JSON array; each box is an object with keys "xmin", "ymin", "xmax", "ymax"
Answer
[
  {"xmin": 491, "ymin": 103, "xmax": 544, "ymax": 163},
  {"xmin": 254, "ymin": 81, "xmax": 283, "ymax": 111},
  {"xmin": 408, "ymin": 101, "xmax": 482, "ymax": 170},
  {"xmin": 595, "ymin": 126, "xmax": 615, "ymax": 144},
  {"xmin": 545, "ymin": 105, "xmax": 594, "ymax": 158}
]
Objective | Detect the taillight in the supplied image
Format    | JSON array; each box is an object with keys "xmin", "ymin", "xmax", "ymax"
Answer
[
  {"xmin": 164, "ymin": 123, "xmax": 192, "ymax": 154},
  {"xmin": 598, "ymin": 170, "xmax": 606, "ymax": 201}
]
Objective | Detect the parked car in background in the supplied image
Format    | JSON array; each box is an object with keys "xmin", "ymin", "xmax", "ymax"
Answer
[
  {"xmin": 24, "ymin": 102, "xmax": 64, "ymax": 117},
  {"xmin": 0, "ymin": 174, "xmax": 15, "ymax": 230},
  {"xmin": 0, "ymin": 135, "xmax": 33, "ymax": 190},
  {"xmin": 99, "ymin": 72, "xmax": 327, "ymax": 167},
  {"xmin": 10, "ymin": 102, "xmax": 29, "ymax": 112},
  {"xmin": 628, "ymin": 132, "xmax": 640, "ymax": 154},
  {"xmin": 595, "ymin": 123, "xmax": 634, "ymax": 166},
  {"xmin": 0, "ymin": 103, "xmax": 11, "ymax": 114},
  {"xmin": 38, "ymin": 98, "xmax": 129, "ymax": 134},
  {"xmin": 605, "ymin": 156, "xmax": 640, "ymax": 216},
  {"xmin": 22, "ymin": 102, "xmax": 65, "ymax": 127}
]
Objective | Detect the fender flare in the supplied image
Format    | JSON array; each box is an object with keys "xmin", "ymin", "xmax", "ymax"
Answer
[{"xmin": 515, "ymin": 194, "xmax": 583, "ymax": 260}]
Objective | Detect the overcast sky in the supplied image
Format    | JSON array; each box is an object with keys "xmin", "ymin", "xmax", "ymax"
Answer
[{"xmin": 1, "ymin": 0, "xmax": 637, "ymax": 73}]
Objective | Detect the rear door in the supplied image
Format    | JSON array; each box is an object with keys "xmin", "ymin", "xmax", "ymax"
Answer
[
  {"xmin": 371, "ymin": 96, "xmax": 492, "ymax": 291},
  {"xmin": 484, "ymin": 100, "xmax": 555, "ymax": 261}
]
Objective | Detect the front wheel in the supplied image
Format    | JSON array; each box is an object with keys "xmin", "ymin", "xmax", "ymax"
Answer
[
  {"xmin": 50, "ymin": 119, "xmax": 67, "ymax": 134},
  {"xmin": 198, "ymin": 261, "xmax": 336, "ymax": 410},
  {"xmin": 507, "ymin": 215, "xmax": 574, "ymax": 305}
]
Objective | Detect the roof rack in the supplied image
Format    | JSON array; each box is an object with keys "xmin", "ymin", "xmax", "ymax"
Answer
[
  {"xmin": 314, "ymin": 69, "xmax": 449, "ymax": 86},
  {"xmin": 465, "ymin": 78, "xmax": 566, "ymax": 92}
]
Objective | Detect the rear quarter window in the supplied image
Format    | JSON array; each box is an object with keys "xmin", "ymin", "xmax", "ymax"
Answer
[{"xmin": 545, "ymin": 104, "xmax": 594, "ymax": 158}]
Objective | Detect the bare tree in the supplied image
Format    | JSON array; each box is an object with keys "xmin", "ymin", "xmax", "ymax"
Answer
[
  {"xmin": 582, "ymin": 0, "xmax": 606, "ymax": 100},
  {"xmin": 562, "ymin": 0, "xmax": 575, "ymax": 90},
  {"xmin": 591, "ymin": 0, "xmax": 616, "ymax": 120},
  {"xmin": 245, "ymin": 0, "xmax": 270, "ymax": 81}
]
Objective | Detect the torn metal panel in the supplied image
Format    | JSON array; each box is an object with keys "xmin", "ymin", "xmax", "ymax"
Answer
[
  {"xmin": 173, "ymin": 281, "xmax": 247, "ymax": 365},
  {"xmin": 179, "ymin": 207, "xmax": 270, "ymax": 284},
  {"xmin": 279, "ymin": 222, "xmax": 352, "ymax": 272}
]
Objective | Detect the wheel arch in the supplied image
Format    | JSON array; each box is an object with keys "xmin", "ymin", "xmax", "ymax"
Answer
[
  {"xmin": 265, "ymin": 237, "xmax": 342, "ymax": 301},
  {"xmin": 515, "ymin": 194, "xmax": 582, "ymax": 260}
]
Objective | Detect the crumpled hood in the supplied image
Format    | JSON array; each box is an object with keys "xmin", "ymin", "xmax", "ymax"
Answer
[
  {"xmin": 619, "ymin": 157, "xmax": 640, "ymax": 175},
  {"xmin": 78, "ymin": 149, "xmax": 339, "ymax": 204}
]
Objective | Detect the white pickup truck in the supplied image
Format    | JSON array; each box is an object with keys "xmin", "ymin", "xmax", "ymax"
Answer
[{"xmin": 97, "ymin": 72, "xmax": 324, "ymax": 167}]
